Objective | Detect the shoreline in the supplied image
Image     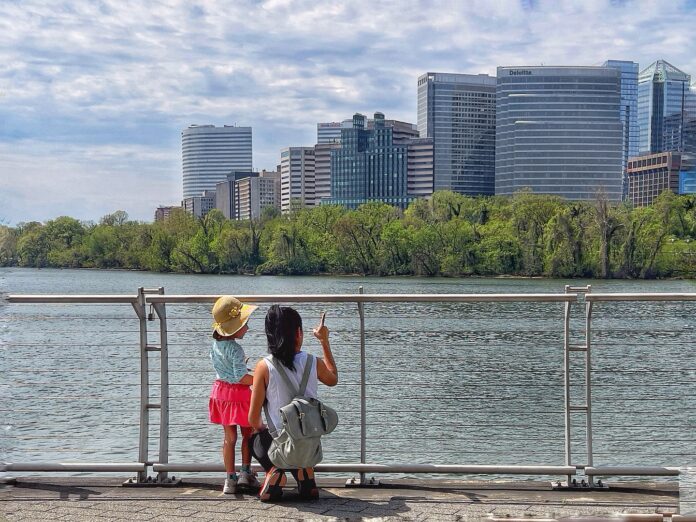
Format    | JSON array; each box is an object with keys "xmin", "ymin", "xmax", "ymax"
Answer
[{"xmin": 1, "ymin": 265, "xmax": 692, "ymax": 282}]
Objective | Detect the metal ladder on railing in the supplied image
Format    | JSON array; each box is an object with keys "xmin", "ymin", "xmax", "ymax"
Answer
[
  {"xmin": 561, "ymin": 285, "xmax": 601, "ymax": 488},
  {"xmin": 128, "ymin": 287, "xmax": 179, "ymax": 485}
]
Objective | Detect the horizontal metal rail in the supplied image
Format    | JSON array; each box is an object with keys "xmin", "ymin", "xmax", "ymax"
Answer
[
  {"xmin": 585, "ymin": 466, "xmax": 681, "ymax": 476},
  {"xmin": 2, "ymin": 462, "xmax": 146, "ymax": 472},
  {"xmin": 586, "ymin": 293, "xmax": 696, "ymax": 302},
  {"xmin": 6, "ymin": 295, "xmax": 138, "ymax": 303},
  {"xmin": 146, "ymin": 293, "xmax": 578, "ymax": 304},
  {"xmin": 153, "ymin": 463, "xmax": 577, "ymax": 475}
]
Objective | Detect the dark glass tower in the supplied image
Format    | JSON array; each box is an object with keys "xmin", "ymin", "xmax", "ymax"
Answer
[
  {"xmin": 327, "ymin": 113, "xmax": 413, "ymax": 209},
  {"xmin": 638, "ymin": 60, "xmax": 696, "ymax": 154},
  {"xmin": 603, "ymin": 60, "xmax": 639, "ymax": 199},
  {"xmin": 417, "ymin": 72, "xmax": 497, "ymax": 195}
]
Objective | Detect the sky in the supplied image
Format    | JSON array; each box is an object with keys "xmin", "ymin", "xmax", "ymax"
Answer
[{"xmin": 1, "ymin": 0, "xmax": 696, "ymax": 224}]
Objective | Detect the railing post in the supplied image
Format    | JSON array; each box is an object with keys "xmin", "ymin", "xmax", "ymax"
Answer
[
  {"xmin": 358, "ymin": 286, "xmax": 367, "ymax": 485},
  {"xmin": 153, "ymin": 288, "xmax": 177, "ymax": 484},
  {"xmin": 132, "ymin": 287, "xmax": 149, "ymax": 483},
  {"xmin": 563, "ymin": 292, "xmax": 572, "ymax": 486},
  {"xmin": 585, "ymin": 298, "xmax": 594, "ymax": 478}
]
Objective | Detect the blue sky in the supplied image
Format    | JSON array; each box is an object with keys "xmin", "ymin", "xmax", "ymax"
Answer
[{"xmin": 1, "ymin": 0, "xmax": 696, "ymax": 223}]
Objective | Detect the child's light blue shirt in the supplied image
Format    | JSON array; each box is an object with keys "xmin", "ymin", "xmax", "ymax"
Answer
[{"xmin": 210, "ymin": 339, "xmax": 248, "ymax": 384}]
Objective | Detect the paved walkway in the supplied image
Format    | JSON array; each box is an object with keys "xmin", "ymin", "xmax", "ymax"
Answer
[{"xmin": 0, "ymin": 477, "xmax": 687, "ymax": 521}]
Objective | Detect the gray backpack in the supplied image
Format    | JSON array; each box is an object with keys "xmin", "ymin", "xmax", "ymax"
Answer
[{"xmin": 263, "ymin": 355, "xmax": 339, "ymax": 469}]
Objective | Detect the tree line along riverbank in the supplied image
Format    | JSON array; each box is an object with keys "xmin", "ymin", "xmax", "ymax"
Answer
[{"xmin": 2, "ymin": 190, "xmax": 696, "ymax": 278}]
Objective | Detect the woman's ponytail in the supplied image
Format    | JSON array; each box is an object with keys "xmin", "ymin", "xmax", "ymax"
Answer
[{"xmin": 265, "ymin": 305, "xmax": 302, "ymax": 370}]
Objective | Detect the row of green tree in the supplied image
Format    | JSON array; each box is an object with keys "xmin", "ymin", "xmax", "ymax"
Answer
[{"xmin": 2, "ymin": 190, "xmax": 696, "ymax": 278}]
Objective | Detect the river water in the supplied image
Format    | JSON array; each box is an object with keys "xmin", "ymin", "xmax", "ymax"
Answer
[{"xmin": 1, "ymin": 267, "xmax": 695, "ymax": 479}]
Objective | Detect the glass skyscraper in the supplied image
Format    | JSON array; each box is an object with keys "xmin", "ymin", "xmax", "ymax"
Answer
[
  {"xmin": 326, "ymin": 113, "xmax": 413, "ymax": 209},
  {"xmin": 603, "ymin": 60, "xmax": 639, "ymax": 198},
  {"xmin": 637, "ymin": 60, "xmax": 696, "ymax": 154},
  {"xmin": 417, "ymin": 72, "xmax": 496, "ymax": 195},
  {"xmin": 182, "ymin": 124, "xmax": 252, "ymax": 199},
  {"xmin": 495, "ymin": 66, "xmax": 623, "ymax": 201}
]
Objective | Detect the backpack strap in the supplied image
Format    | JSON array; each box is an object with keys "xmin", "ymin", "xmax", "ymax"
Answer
[
  {"xmin": 298, "ymin": 354, "xmax": 314, "ymax": 396},
  {"xmin": 270, "ymin": 356, "xmax": 300, "ymax": 396},
  {"xmin": 263, "ymin": 355, "xmax": 314, "ymax": 435}
]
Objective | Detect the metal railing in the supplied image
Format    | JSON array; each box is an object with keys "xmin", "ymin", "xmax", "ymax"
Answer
[{"xmin": 2, "ymin": 287, "xmax": 694, "ymax": 487}]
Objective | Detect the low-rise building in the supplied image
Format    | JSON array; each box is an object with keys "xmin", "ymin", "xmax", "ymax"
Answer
[
  {"xmin": 154, "ymin": 206, "xmax": 177, "ymax": 222},
  {"xmin": 215, "ymin": 169, "xmax": 281, "ymax": 220},
  {"xmin": 236, "ymin": 169, "xmax": 281, "ymax": 220},
  {"xmin": 627, "ymin": 152, "xmax": 686, "ymax": 206},
  {"xmin": 182, "ymin": 190, "xmax": 216, "ymax": 218}
]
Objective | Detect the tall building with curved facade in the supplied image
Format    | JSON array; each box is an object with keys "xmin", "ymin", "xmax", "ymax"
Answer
[
  {"xmin": 182, "ymin": 124, "xmax": 252, "ymax": 199},
  {"xmin": 495, "ymin": 66, "xmax": 623, "ymax": 201}
]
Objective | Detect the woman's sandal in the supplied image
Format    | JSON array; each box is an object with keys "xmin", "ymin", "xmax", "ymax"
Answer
[
  {"xmin": 296, "ymin": 468, "xmax": 319, "ymax": 500},
  {"xmin": 259, "ymin": 467, "xmax": 286, "ymax": 502}
]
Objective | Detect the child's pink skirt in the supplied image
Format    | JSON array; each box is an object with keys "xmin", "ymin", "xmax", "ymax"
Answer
[{"xmin": 209, "ymin": 380, "xmax": 252, "ymax": 427}]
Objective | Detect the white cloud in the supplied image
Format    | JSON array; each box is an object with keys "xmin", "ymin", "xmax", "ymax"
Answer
[{"xmin": 1, "ymin": 0, "xmax": 696, "ymax": 222}]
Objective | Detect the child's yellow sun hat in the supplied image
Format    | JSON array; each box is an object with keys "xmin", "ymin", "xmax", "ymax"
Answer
[{"xmin": 211, "ymin": 295, "xmax": 257, "ymax": 336}]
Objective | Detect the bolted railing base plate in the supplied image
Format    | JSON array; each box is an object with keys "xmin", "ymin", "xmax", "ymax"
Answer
[
  {"xmin": 345, "ymin": 476, "xmax": 381, "ymax": 488},
  {"xmin": 552, "ymin": 478, "xmax": 608, "ymax": 490},
  {"xmin": 123, "ymin": 475, "xmax": 182, "ymax": 487}
]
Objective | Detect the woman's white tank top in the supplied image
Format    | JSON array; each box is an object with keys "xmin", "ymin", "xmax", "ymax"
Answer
[{"xmin": 263, "ymin": 351, "xmax": 318, "ymax": 436}]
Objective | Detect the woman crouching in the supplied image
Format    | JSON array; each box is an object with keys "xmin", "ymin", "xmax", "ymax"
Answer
[{"xmin": 248, "ymin": 305, "xmax": 338, "ymax": 502}]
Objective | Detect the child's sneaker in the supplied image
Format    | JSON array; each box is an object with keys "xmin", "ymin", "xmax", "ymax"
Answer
[
  {"xmin": 223, "ymin": 476, "xmax": 237, "ymax": 494},
  {"xmin": 238, "ymin": 470, "xmax": 260, "ymax": 490}
]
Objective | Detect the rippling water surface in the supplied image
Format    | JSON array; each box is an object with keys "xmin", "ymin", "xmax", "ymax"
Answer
[{"xmin": 1, "ymin": 268, "xmax": 695, "ymax": 479}]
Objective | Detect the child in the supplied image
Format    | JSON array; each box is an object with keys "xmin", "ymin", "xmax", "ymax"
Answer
[{"xmin": 209, "ymin": 295, "xmax": 260, "ymax": 494}]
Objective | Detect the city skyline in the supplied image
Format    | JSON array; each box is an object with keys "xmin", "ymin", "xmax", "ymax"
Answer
[{"xmin": 2, "ymin": 0, "xmax": 696, "ymax": 223}]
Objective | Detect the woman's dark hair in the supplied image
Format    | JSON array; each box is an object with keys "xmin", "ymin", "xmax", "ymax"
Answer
[{"xmin": 265, "ymin": 305, "xmax": 302, "ymax": 370}]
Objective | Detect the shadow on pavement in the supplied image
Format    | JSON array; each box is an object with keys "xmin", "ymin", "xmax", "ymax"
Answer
[{"xmin": 5, "ymin": 481, "xmax": 102, "ymax": 500}]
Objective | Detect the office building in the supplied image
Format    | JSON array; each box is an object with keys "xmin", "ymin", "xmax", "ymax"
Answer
[
  {"xmin": 216, "ymin": 171, "xmax": 257, "ymax": 219},
  {"xmin": 182, "ymin": 124, "xmax": 252, "ymax": 199},
  {"xmin": 216, "ymin": 169, "xmax": 280, "ymax": 220},
  {"xmin": 663, "ymin": 113, "xmax": 696, "ymax": 155},
  {"xmin": 280, "ymin": 146, "xmax": 315, "ymax": 213},
  {"xmin": 369, "ymin": 118, "xmax": 419, "ymax": 143},
  {"xmin": 314, "ymin": 142, "xmax": 341, "ymax": 202},
  {"xmin": 603, "ymin": 60, "xmax": 639, "ymax": 198},
  {"xmin": 417, "ymin": 72, "xmax": 497, "ymax": 195},
  {"xmin": 407, "ymin": 138, "xmax": 435, "ymax": 197},
  {"xmin": 317, "ymin": 122, "xmax": 343, "ymax": 144},
  {"xmin": 182, "ymin": 190, "xmax": 216, "ymax": 218},
  {"xmin": 154, "ymin": 206, "xmax": 177, "ymax": 222},
  {"xmin": 326, "ymin": 112, "xmax": 420, "ymax": 209},
  {"xmin": 679, "ymin": 167, "xmax": 696, "ymax": 194},
  {"xmin": 637, "ymin": 60, "xmax": 696, "ymax": 154},
  {"xmin": 236, "ymin": 169, "xmax": 281, "ymax": 220},
  {"xmin": 627, "ymin": 151, "xmax": 687, "ymax": 206},
  {"xmin": 496, "ymin": 66, "xmax": 624, "ymax": 201}
]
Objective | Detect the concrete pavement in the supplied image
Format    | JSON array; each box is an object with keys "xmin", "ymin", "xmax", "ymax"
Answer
[{"xmin": 0, "ymin": 477, "xmax": 688, "ymax": 521}]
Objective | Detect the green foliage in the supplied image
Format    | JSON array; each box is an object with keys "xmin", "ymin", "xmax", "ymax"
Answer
[
  {"xmin": 0, "ymin": 225, "xmax": 18, "ymax": 266},
  {"xmin": 4, "ymin": 191, "xmax": 696, "ymax": 278}
]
